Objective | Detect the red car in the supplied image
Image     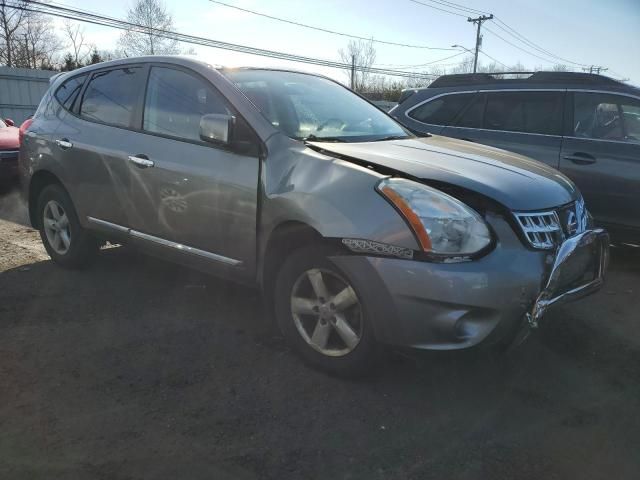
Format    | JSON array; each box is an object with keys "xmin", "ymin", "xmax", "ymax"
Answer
[{"xmin": 0, "ymin": 118, "xmax": 20, "ymax": 181}]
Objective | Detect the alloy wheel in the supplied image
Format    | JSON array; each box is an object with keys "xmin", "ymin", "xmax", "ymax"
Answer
[
  {"xmin": 290, "ymin": 268, "xmax": 363, "ymax": 357},
  {"xmin": 43, "ymin": 200, "xmax": 71, "ymax": 255}
]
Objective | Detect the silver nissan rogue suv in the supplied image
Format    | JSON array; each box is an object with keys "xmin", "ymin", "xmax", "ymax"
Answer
[{"xmin": 20, "ymin": 56, "xmax": 609, "ymax": 375}]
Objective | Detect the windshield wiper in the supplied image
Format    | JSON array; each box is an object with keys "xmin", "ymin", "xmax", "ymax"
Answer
[
  {"xmin": 302, "ymin": 134, "xmax": 346, "ymax": 143},
  {"xmin": 372, "ymin": 134, "xmax": 414, "ymax": 142}
]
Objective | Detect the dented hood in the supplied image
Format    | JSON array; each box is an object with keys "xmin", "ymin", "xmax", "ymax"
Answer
[{"xmin": 309, "ymin": 135, "xmax": 578, "ymax": 211}]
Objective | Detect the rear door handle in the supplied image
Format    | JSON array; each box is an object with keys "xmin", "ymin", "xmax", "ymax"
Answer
[
  {"xmin": 128, "ymin": 155, "xmax": 154, "ymax": 168},
  {"xmin": 563, "ymin": 152, "xmax": 596, "ymax": 165},
  {"xmin": 55, "ymin": 138, "xmax": 73, "ymax": 150}
]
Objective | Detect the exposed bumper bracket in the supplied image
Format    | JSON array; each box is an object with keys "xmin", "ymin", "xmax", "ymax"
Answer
[{"xmin": 529, "ymin": 228, "xmax": 609, "ymax": 328}]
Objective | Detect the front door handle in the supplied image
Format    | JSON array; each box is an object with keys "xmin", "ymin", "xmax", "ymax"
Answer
[
  {"xmin": 128, "ymin": 155, "xmax": 154, "ymax": 168},
  {"xmin": 563, "ymin": 152, "xmax": 596, "ymax": 165},
  {"xmin": 55, "ymin": 138, "xmax": 73, "ymax": 150}
]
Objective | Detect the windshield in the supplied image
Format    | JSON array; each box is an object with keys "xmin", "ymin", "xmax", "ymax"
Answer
[{"xmin": 223, "ymin": 69, "xmax": 410, "ymax": 142}]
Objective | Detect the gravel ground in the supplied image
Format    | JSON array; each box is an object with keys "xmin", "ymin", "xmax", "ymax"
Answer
[{"xmin": 1, "ymin": 183, "xmax": 639, "ymax": 480}]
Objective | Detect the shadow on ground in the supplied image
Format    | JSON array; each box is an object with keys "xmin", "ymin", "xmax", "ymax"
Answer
[{"xmin": 1, "ymin": 244, "xmax": 639, "ymax": 480}]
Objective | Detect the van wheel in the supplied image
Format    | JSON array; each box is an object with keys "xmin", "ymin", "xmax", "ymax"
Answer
[
  {"xmin": 37, "ymin": 184, "xmax": 98, "ymax": 268},
  {"xmin": 274, "ymin": 245, "xmax": 377, "ymax": 376}
]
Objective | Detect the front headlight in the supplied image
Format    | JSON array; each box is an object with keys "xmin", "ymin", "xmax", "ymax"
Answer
[{"xmin": 377, "ymin": 178, "xmax": 491, "ymax": 256}]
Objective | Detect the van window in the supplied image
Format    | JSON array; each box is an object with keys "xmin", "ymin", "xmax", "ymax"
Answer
[
  {"xmin": 55, "ymin": 74, "xmax": 86, "ymax": 111},
  {"xmin": 484, "ymin": 91, "xmax": 563, "ymax": 135},
  {"xmin": 143, "ymin": 67, "xmax": 231, "ymax": 142},
  {"xmin": 574, "ymin": 92, "xmax": 640, "ymax": 143},
  {"xmin": 80, "ymin": 67, "xmax": 144, "ymax": 128},
  {"xmin": 408, "ymin": 93, "xmax": 474, "ymax": 125}
]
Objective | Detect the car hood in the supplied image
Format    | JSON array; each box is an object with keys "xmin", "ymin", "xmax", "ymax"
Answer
[
  {"xmin": 308, "ymin": 135, "xmax": 578, "ymax": 211},
  {"xmin": 0, "ymin": 126, "xmax": 19, "ymax": 150}
]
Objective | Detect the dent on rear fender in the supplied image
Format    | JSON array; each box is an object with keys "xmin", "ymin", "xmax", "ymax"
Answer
[{"xmin": 260, "ymin": 134, "xmax": 419, "ymax": 250}]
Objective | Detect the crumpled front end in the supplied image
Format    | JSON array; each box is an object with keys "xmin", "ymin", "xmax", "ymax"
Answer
[{"xmin": 330, "ymin": 209, "xmax": 609, "ymax": 350}]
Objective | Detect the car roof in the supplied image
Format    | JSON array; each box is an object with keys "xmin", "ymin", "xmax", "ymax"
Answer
[
  {"xmin": 53, "ymin": 56, "xmax": 330, "ymax": 82},
  {"xmin": 403, "ymin": 72, "xmax": 640, "ymax": 98}
]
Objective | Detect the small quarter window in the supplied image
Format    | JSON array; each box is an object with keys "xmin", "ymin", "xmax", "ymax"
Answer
[
  {"xmin": 408, "ymin": 93, "xmax": 474, "ymax": 125},
  {"xmin": 54, "ymin": 74, "xmax": 86, "ymax": 111}
]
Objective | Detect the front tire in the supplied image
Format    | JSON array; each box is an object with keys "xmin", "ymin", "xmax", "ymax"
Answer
[
  {"xmin": 36, "ymin": 184, "xmax": 98, "ymax": 268},
  {"xmin": 274, "ymin": 245, "xmax": 377, "ymax": 376}
]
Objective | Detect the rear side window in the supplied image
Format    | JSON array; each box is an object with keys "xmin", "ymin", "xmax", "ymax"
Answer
[
  {"xmin": 408, "ymin": 93, "xmax": 474, "ymax": 125},
  {"xmin": 80, "ymin": 67, "xmax": 145, "ymax": 128},
  {"xmin": 574, "ymin": 92, "xmax": 640, "ymax": 143},
  {"xmin": 143, "ymin": 67, "xmax": 231, "ymax": 142},
  {"xmin": 455, "ymin": 93, "xmax": 485, "ymax": 128},
  {"xmin": 54, "ymin": 74, "xmax": 86, "ymax": 111},
  {"xmin": 484, "ymin": 91, "xmax": 563, "ymax": 135}
]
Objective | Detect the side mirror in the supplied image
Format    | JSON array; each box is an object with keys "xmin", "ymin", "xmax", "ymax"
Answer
[
  {"xmin": 5, "ymin": 118, "xmax": 14, "ymax": 127},
  {"xmin": 199, "ymin": 113, "xmax": 234, "ymax": 146}
]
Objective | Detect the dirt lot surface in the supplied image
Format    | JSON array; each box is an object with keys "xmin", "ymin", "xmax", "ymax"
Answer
[{"xmin": 1, "ymin": 184, "xmax": 639, "ymax": 480}]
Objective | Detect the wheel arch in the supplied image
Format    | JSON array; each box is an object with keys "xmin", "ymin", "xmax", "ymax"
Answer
[
  {"xmin": 28, "ymin": 170, "xmax": 66, "ymax": 228},
  {"xmin": 259, "ymin": 220, "xmax": 328, "ymax": 290}
]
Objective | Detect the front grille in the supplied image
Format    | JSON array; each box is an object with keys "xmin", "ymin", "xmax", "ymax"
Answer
[
  {"xmin": 515, "ymin": 211, "xmax": 561, "ymax": 249},
  {"xmin": 514, "ymin": 198, "xmax": 588, "ymax": 250}
]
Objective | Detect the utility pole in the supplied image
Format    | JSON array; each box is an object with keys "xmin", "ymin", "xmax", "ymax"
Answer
[
  {"xmin": 467, "ymin": 14, "xmax": 493, "ymax": 74},
  {"xmin": 350, "ymin": 55, "xmax": 356, "ymax": 90}
]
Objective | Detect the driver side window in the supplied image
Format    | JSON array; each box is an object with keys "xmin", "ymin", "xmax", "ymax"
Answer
[{"xmin": 143, "ymin": 66, "xmax": 231, "ymax": 143}]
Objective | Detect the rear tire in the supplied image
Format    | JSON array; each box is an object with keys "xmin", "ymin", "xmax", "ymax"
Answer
[
  {"xmin": 274, "ymin": 245, "xmax": 377, "ymax": 376},
  {"xmin": 36, "ymin": 184, "xmax": 98, "ymax": 268}
]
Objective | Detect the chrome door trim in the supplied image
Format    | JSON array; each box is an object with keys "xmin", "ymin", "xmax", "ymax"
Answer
[
  {"xmin": 444, "ymin": 125, "xmax": 563, "ymax": 139},
  {"xmin": 129, "ymin": 230, "xmax": 242, "ymax": 266},
  {"xmin": 87, "ymin": 216, "xmax": 130, "ymax": 234},
  {"xmin": 86, "ymin": 216, "xmax": 242, "ymax": 267},
  {"xmin": 568, "ymin": 89, "xmax": 640, "ymax": 102},
  {"xmin": 562, "ymin": 136, "xmax": 640, "ymax": 145}
]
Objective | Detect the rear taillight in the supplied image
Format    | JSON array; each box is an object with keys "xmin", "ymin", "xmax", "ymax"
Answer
[{"xmin": 19, "ymin": 118, "xmax": 33, "ymax": 146}]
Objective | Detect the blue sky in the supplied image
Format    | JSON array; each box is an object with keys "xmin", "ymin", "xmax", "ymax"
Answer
[{"xmin": 56, "ymin": 0, "xmax": 640, "ymax": 84}]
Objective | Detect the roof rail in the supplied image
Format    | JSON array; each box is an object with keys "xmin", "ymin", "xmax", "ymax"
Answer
[{"xmin": 428, "ymin": 71, "xmax": 623, "ymax": 88}]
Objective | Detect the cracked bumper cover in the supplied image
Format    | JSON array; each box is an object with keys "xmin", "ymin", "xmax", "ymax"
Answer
[{"xmin": 330, "ymin": 217, "xmax": 609, "ymax": 350}]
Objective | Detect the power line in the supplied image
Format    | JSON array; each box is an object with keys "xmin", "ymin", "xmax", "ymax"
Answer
[
  {"xmin": 406, "ymin": 0, "xmax": 597, "ymax": 70},
  {"xmin": 207, "ymin": 0, "xmax": 456, "ymax": 51},
  {"xmin": 374, "ymin": 50, "xmax": 467, "ymax": 69},
  {"xmin": 407, "ymin": 0, "xmax": 467, "ymax": 18},
  {"xmin": 7, "ymin": 1, "xmax": 438, "ymax": 79},
  {"xmin": 479, "ymin": 49, "xmax": 508, "ymax": 69},
  {"xmin": 491, "ymin": 18, "xmax": 589, "ymax": 67},
  {"xmin": 427, "ymin": 0, "xmax": 488, "ymax": 16},
  {"xmin": 482, "ymin": 25, "xmax": 570, "ymax": 66}
]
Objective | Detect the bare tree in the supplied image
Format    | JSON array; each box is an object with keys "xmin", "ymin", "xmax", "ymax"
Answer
[
  {"xmin": 339, "ymin": 39, "xmax": 376, "ymax": 91},
  {"xmin": 13, "ymin": 11, "xmax": 62, "ymax": 68},
  {"xmin": 63, "ymin": 20, "xmax": 90, "ymax": 68},
  {"xmin": 118, "ymin": 0, "xmax": 179, "ymax": 56},
  {"xmin": 0, "ymin": 1, "xmax": 31, "ymax": 67}
]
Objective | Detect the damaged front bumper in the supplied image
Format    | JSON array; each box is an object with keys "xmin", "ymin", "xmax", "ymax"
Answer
[{"xmin": 528, "ymin": 228, "xmax": 609, "ymax": 328}]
